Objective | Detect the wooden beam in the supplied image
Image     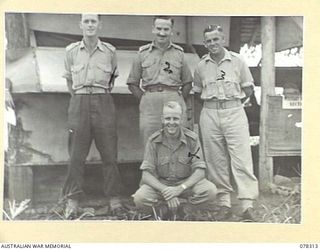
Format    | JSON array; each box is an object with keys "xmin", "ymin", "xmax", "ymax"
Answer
[
  {"xmin": 229, "ymin": 17, "xmax": 242, "ymax": 52},
  {"xmin": 259, "ymin": 17, "xmax": 276, "ymax": 191},
  {"xmin": 5, "ymin": 13, "xmax": 30, "ymax": 49}
]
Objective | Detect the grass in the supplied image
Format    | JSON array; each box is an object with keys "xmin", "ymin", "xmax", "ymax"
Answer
[{"xmin": 3, "ymin": 181, "xmax": 301, "ymax": 223}]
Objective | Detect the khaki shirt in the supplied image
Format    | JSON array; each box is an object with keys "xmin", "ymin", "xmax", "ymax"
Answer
[
  {"xmin": 141, "ymin": 127, "xmax": 206, "ymax": 186},
  {"xmin": 63, "ymin": 39, "xmax": 118, "ymax": 90},
  {"xmin": 127, "ymin": 42, "xmax": 193, "ymax": 88},
  {"xmin": 193, "ymin": 48, "xmax": 254, "ymax": 100}
]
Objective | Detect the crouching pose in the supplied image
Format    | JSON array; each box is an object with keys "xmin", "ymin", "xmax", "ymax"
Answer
[{"xmin": 133, "ymin": 101, "xmax": 217, "ymax": 218}]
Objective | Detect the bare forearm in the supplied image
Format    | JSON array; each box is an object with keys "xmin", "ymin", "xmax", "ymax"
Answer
[
  {"xmin": 128, "ymin": 84, "xmax": 144, "ymax": 100},
  {"xmin": 242, "ymin": 85, "xmax": 253, "ymax": 98},
  {"xmin": 181, "ymin": 82, "xmax": 192, "ymax": 100},
  {"xmin": 141, "ymin": 171, "xmax": 167, "ymax": 192},
  {"xmin": 67, "ymin": 79, "xmax": 74, "ymax": 96}
]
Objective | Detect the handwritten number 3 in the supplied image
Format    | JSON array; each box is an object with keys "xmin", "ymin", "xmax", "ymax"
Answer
[{"xmin": 217, "ymin": 70, "xmax": 225, "ymax": 80}]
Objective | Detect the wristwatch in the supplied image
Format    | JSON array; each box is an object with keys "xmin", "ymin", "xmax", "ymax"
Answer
[{"xmin": 180, "ymin": 184, "xmax": 187, "ymax": 190}]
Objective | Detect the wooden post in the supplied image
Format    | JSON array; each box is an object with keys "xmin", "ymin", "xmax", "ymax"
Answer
[
  {"xmin": 259, "ymin": 17, "xmax": 276, "ymax": 191},
  {"xmin": 5, "ymin": 13, "xmax": 30, "ymax": 61},
  {"xmin": 6, "ymin": 13, "xmax": 33, "ymax": 204},
  {"xmin": 229, "ymin": 17, "xmax": 242, "ymax": 53},
  {"xmin": 5, "ymin": 13, "xmax": 30, "ymax": 49}
]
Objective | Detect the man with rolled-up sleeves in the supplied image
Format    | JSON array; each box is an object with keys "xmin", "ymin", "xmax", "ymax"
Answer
[
  {"xmin": 133, "ymin": 101, "xmax": 217, "ymax": 220},
  {"xmin": 193, "ymin": 25, "xmax": 259, "ymax": 222},
  {"xmin": 127, "ymin": 16, "xmax": 193, "ymax": 146},
  {"xmin": 62, "ymin": 14, "xmax": 124, "ymax": 216}
]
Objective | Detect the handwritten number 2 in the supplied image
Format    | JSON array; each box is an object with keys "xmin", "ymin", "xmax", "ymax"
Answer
[{"xmin": 164, "ymin": 61, "xmax": 173, "ymax": 74}]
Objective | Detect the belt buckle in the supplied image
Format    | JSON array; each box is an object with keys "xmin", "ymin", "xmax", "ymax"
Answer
[
  {"xmin": 218, "ymin": 101, "xmax": 226, "ymax": 109},
  {"xmin": 157, "ymin": 86, "xmax": 163, "ymax": 92}
]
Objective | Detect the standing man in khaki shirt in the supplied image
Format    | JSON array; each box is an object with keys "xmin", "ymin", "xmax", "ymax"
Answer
[
  {"xmin": 127, "ymin": 16, "xmax": 193, "ymax": 146},
  {"xmin": 193, "ymin": 25, "xmax": 259, "ymax": 221},
  {"xmin": 62, "ymin": 14, "xmax": 123, "ymax": 216}
]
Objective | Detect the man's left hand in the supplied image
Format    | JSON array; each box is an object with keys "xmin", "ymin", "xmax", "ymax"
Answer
[
  {"xmin": 167, "ymin": 197, "xmax": 180, "ymax": 212},
  {"xmin": 161, "ymin": 186, "xmax": 184, "ymax": 200}
]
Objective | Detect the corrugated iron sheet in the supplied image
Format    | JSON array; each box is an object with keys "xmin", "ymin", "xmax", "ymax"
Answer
[{"xmin": 240, "ymin": 16, "xmax": 303, "ymax": 51}]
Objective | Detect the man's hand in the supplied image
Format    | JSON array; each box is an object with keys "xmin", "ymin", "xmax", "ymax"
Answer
[
  {"xmin": 161, "ymin": 186, "xmax": 184, "ymax": 201},
  {"xmin": 128, "ymin": 84, "xmax": 144, "ymax": 101},
  {"xmin": 167, "ymin": 197, "xmax": 180, "ymax": 212}
]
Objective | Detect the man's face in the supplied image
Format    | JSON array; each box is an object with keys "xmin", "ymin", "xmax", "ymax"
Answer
[
  {"xmin": 204, "ymin": 30, "xmax": 225, "ymax": 56},
  {"xmin": 162, "ymin": 107, "xmax": 182, "ymax": 136},
  {"xmin": 80, "ymin": 14, "xmax": 101, "ymax": 37},
  {"xmin": 152, "ymin": 18, "xmax": 173, "ymax": 46}
]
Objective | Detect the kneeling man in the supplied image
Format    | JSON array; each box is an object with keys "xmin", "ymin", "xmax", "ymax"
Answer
[{"xmin": 134, "ymin": 101, "xmax": 217, "ymax": 216}]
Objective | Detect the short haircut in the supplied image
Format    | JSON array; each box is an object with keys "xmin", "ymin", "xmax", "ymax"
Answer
[
  {"xmin": 163, "ymin": 101, "xmax": 182, "ymax": 114},
  {"xmin": 153, "ymin": 16, "xmax": 174, "ymax": 27},
  {"xmin": 80, "ymin": 14, "xmax": 101, "ymax": 21},
  {"xmin": 203, "ymin": 24, "xmax": 223, "ymax": 37}
]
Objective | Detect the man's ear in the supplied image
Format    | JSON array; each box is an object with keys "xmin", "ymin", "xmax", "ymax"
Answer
[
  {"xmin": 161, "ymin": 115, "xmax": 164, "ymax": 124},
  {"xmin": 203, "ymin": 40, "xmax": 208, "ymax": 49},
  {"xmin": 151, "ymin": 25, "xmax": 156, "ymax": 35},
  {"xmin": 221, "ymin": 34, "xmax": 226, "ymax": 45}
]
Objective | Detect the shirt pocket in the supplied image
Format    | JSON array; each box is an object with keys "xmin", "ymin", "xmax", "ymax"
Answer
[
  {"xmin": 157, "ymin": 156, "xmax": 170, "ymax": 178},
  {"xmin": 95, "ymin": 63, "xmax": 112, "ymax": 85},
  {"xmin": 176, "ymin": 156, "xmax": 192, "ymax": 179},
  {"xmin": 71, "ymin": 64, "xmax": 85, "ymax": 86},
  {"xmin": 203, "ymin": 78, "xmax": 219, "ymax": 97},
  {"xmin": 222, "ymin": 77, "xmax": 241, "ymax": 98},
  {"xmin": 166, "ymin": 60, "xmax": 182, "ymax": 82},
  {"xmin": 142, "ymin": 58, "xmax": 157, "ymax": 81}
]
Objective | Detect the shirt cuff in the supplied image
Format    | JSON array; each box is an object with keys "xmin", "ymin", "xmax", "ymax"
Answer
[
  {"xmin": 191, "ymin": 161, "xmax": 207, "ymax": 170},
  {"xmin": 240, "ymin": 81, "xmax": 254, "ymax": 88},
  {"xmin": 140, "ymin": 160, "xmax": 156, "ymax": 171},
  {"xmin": 193, "ymin": 85, "xmax": 202, "ymax": 93},
  {"xmin": 126, "ymin": 78, "xmax": 140, "ymax": 86},
  {"xmin": 62, "ymin": 72, "xmax": 72, "ymax": 80}
]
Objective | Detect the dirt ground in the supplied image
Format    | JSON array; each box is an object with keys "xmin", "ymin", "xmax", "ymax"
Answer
[{"xmin": 3, "ymin": 183, "xmax": 301, "ymax": 223}]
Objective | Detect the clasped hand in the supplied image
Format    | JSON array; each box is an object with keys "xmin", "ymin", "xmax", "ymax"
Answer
[{"xmin": 161, "ymin": 186, "xmax": 183, "ymax": 201}]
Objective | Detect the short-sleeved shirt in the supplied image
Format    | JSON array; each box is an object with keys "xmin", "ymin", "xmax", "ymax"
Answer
[
  {"xmin": 127, "ymin": 42, "xmax": 193, "ymax": 88},
  {"xmin": 63, "ymin": 39, "xmax": 118, "ymax": 90},
  {"xmin": 193, "ymin": 48, "xmax": 254, "ymax": 100},
  {"xmin": 141, "ymin": 127, "xmax": 206, "ymax": 186}
]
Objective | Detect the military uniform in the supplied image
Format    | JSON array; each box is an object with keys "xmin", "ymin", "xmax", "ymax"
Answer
[
  {"xmin": 127, "ymin": 42, "xmax": 193, "ymax": 145},
  {"xmin": 193, "ymin": 48, "xmax": 259, "ymax": 212},
  {"xmin": 62, "ymin": 39, "xmax": 123, "ymax": 200},
  {"xmin": 133, "ymin": 127, "xmax": 217, "ymax": 208}
]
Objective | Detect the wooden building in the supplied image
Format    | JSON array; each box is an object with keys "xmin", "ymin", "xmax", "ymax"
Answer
[{"xmin": 5, "ymin": 14, "xmax": 303, "ymax": 204}]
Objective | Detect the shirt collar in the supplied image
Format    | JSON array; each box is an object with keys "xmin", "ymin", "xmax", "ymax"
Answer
[
  {"xmin": 79, "ymin": 39, "xmax": 105, "ymax": 52},
  {"xmin": 204, "ymin": 48, "xmax": 231, "ymax": 63},
  {"xmin": 150, "ymin": 41, "xmax": 174, "ymax": 51},
  {"xmin": 154, "ymin": 127, "xmax": 187, "ymax": 146}
]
